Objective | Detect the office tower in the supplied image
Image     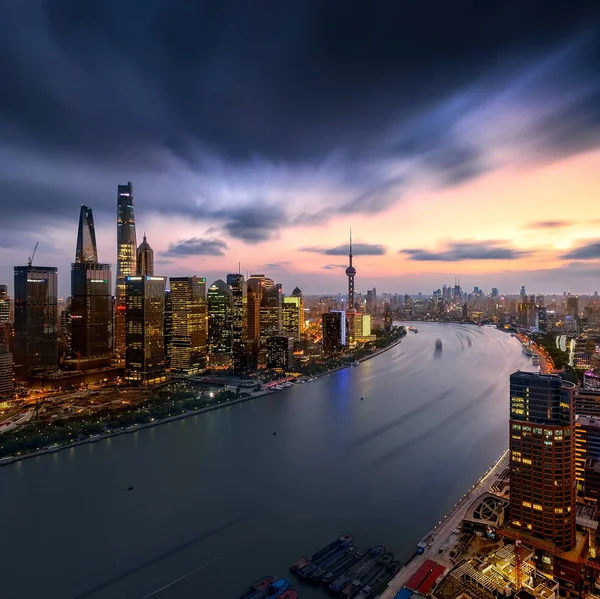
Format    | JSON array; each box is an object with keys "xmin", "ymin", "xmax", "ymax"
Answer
[
  {"xmin": 124, "ymin": 275, "xmax": 167, "ymax": 385},
  {"xmin": 537, "ymin": 306, "xmax": 547, "ymax": 332},
  {"xmin": 227, "ymin": 273, "xmax": 246, "ymax": 345},
  {"xmin": 70, "ymin": 206, "xmax": 112, "ymax": 364},
  {"xmin": 207, "ymin": 279, "xmax": 234, "ymax": 359},
  {"xmin": 0, "ymin": 349, "xmax": 12, "ymax": 400},
  {"xmin": 322, "ymin": 310, "xmax": 347, "ymax": 356},
  {"xmin": 491, "ymin": 287, "xmax": 499, "ymax": 299},
  {"xmin": 366, "ymin": 288, "xmax": 377, "ymax": 315},
  {"xmin": 59, "ymin": 301, "xmax": 72, "ymax": 359},
  {"xmin": 282, "ymin": 289, "xmax": 303, "ymax": 341},
  {"xmin": 266, "ymin": 336, "xmax": 293, "ymax": 370},
  {"xmin": 567, "ymin": 296, "xmax": 579, "ymax": 318},
  {"xmin": 246, "ymin": 275, "xmax": 269, "ymax": 342},
  {"xmin": 169, "ymin": 277, "xmax": 206, "ymax": 374},
  {"xmin": 345, "ymin": 231, "xmax": 357, "ymax": 341},
  {"xmin": 259, "ymin": 285, "xmax": 282, "ymax": 362},
  {"xmin": 520, "ymin": 285, "xmax": 527, "ymax": 297},
  {"xmin": 116, "ymin": 183, "xmax": 137, "ymax": 360},
  {"xmin": 136, "ymin": 234, "xmax": 154, "ymax": 277},
  {"xmin": 575, "ymin": 415, "xmax": 600, "ymax": 503},
  {"xmin": 232, "ymin": 340, "xmax": 258, "ymax": 372},
  {"xmin": 13, "ymin": 265, "xmax": 58, "ymax": 378},
  {"xmin": 384, "ymin": 303, "xmax": 392, "ymax": 331},
  {"xmin": 164, "ymin": 289, "xmax": 172, "ymax": 368},
  {"xmin": 509, "ymin": 371, "xmax": 576, "ymax": 551}
]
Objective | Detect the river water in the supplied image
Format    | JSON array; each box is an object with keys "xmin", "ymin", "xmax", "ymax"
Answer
[{"xmin": 0, "ymin": 323, "xmax": 530, "ymax": 599}]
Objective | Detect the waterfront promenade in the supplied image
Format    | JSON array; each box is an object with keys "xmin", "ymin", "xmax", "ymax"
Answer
[{"xmin": 380, "ymin": 449, "xmax": 510, "ymax": 599}]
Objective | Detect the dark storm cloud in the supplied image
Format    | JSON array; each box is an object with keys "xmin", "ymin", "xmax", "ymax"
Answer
[
  {"xmin": 561, "ymin": 240, "xmax": 600, "ymax": 260},
  {"xmin": 0, "ymin": 0, "xmax": 599, "ymax": 273},
  {"xmin": 525, "ymin": 220, "xmax": 576, "ymax": 229},
  {"xmin": 401, "ymin": 241, "xmax": 529, "ymax": 261},
  {"xmin": 165, "ymin": 238, "xmax": 228, "ymax": 256},
  {"xmin": 303, "ymin": 244, "xmax": 386, "ymax": 256}
]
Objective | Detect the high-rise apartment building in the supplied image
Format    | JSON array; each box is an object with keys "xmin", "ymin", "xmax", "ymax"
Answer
[
  {"xmin": 136, "ymin": 234, "xmax": 154, "ymax": 277},
  {"xmin": 115, "ymin": 183, "xmax": 137, "ymax": 360},
  {"xmin": 13, "ymin": 265, "xmax": 58, "ymax": 378},
  {"xmin": 366, "ymin": 288, "xmax": 377, "ymax": 315},
  {"xmin": 169, "ymin": 277, "xmax": 206, "ymax": 374},
  {"xmin": 124, "ymin": 276, "xmax": 167, "ymax": 385},
  {"xmin": 226, "ymin": 273, "xmax": 246, "ymax": 346},
  {"xmin": 509, "ymin": 371, "xmax": 576, "ymax": 551},
  {"xmin": 567, "ymin": 296, "xmax": 579, "ymax": 318},
  {"xmin": 322, "ymin": 310, "xmax": 347, "ymax": 356},
  {"xmin": 0, "ymin": 349, "xmax": 12, "ymax": 400},
  {"xmin": 70, "ymin": 206, "xmax": 112, "ymax": 364},
  {"xmin": 575, "ymin": 415, "xmax": 600, "ymax": 503},
  {"xmin": 207, "ymin": 279, "xmax": 234, "ymax": 358},
  {"xmin": 164, "ymin": 289, "xmax": 172, "ymax": 368},
  {"xmin": 0, "ymin": 284, "xmax": 10, "ymax": 325}
]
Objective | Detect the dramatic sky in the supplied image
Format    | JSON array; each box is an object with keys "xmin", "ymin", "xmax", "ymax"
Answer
[{"xmin": 1, "ymin": 1, "xmax": 600, "ymax": 296}]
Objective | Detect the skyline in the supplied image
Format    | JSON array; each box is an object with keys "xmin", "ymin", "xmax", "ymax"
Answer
[{"xmin": 1, "ymin": 2, "xmax": 600, "ymax": 294}]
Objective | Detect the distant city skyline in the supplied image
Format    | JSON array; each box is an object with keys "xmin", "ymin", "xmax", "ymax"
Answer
[{"xmin": 1, "ymin": 3, "xmax": 599, "ymax": 296}]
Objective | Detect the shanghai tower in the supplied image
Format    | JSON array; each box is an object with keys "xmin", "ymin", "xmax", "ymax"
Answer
[{"xmin": 115, "ymin": 182, "xmax": 137, "ymax": 360}]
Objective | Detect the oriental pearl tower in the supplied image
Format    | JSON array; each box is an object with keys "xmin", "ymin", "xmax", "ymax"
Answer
[{"xmin": 346, "ymin": 230, "xmax": 356, "ymax": 342}]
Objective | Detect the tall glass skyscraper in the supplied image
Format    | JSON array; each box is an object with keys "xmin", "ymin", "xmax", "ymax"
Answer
[
  {"xmin": 115, "ymin": 182, "xmax": 137, "ymax": 359},
  {"xmin": 71, "ymin": 205, "xmax": 112, "ymax": 364},
  {"xmin": 125, "ymin": 276, "xmax": 167, "ymax": 385},
  {"xmin": 207, "ymin": 279, "xmax": 234, "ymax": 359},
  {"xmin": 169, "ymin": 277, "xmax": 206, "ymax": 374},
  {"xmin": 13, "ymin": 265, "xmax": 58, "ymax": 378},
  {"xmin": 259, "ymin": 284, "xmax": 282, "ymax": 363},
  {"xmin": 226, "ymin": 273, "xmax": 246, "ymax": 345}
]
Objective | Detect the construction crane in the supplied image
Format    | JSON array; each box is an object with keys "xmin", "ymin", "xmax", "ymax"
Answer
[{"xmin": 28, "ymin": 242, "xmax": 39, "ymax": 267}]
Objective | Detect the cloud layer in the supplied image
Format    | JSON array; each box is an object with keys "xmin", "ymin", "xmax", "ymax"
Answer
[{"xmin": 401, "ymin": 241, "xmax": 529, "ymax": 262}]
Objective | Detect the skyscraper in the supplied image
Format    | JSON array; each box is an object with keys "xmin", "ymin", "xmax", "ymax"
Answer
[
  {"xmin": 345, "ymin": 231, "xmax": 356, "ymax": 342},
  {"xmin": 227, "ymin": 273, "xmax": 246, "ymax": 346},
  {"xmin": 246, "ymin": 275, "xmax": 269, "ymax": 342},
  {"xmin": 0, "ymin": 349, "xmax": 12, "ymax": 400},
  {"xmin": 124, "ymin": 275, "xmax": 167, "ymax": 385},
  {"xmin": 116, "ymin": 182, "xmax": 137, "ymax": 360},
  {"xmin": 164, "ymin": 289, "xmax": 172, "ymax": 368},
  {"xmin": 282, "ymin": 293, "xmax": 302, "ymax": 341},
  {"xmin": 259, "ymin": 284, "xmax": 282, "ymax": 363},
  {"xmin": 509, "ymin": 371, "xmax": 576, "ymax": 551},
  {"xmin": 266, "ymin": 336, "xmax": 293, "ymax": 370},
  {"xmin": 170, "ymin": 277, "xmax": 206, "ymax": 374},
  {"xmin": 322, "ymin": 310, "xmax": 347, "ymax": 356},
  {"xmin": 136, "ymin": 234, "xmax": 154, "ymax": 277},
  {"xmin": 13, "ymin": 265, "xmax": 58, "ymax": 378},
  {"xmin": 71, "ymin": 205, "xmax": 112, "ymax": 364},
  {"xmin": 207, "ymin": 279, "xmax": 234, "ymax": 360}
]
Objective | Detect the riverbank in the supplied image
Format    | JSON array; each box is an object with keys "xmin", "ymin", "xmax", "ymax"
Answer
[{"xmin": 0, "ymin": 335, "xmax": 405, "ymax": 468}]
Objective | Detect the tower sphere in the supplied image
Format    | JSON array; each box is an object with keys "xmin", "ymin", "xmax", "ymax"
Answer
[{"xmin": 346, "ymin": 266, "xmax": 356, "ymax": 276}]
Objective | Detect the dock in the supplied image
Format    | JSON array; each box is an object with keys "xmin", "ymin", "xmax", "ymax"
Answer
[{"xmin": 379, "ymin": 449, "xmax": 509, "ymax": 599}]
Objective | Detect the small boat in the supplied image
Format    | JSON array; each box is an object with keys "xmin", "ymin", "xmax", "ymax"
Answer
[
  {"xmin": 238, "ymin": 576, "xmax": 274, "ymax": 599},
  {"xmin": 340, "ymin": 552, "xmax": 393, "ymax": 598},
  {"xmin": 310, "ymin": 545, "xmax": 357, "ymax": 582},
  {"xmin": 277, "ymin": 591, "xmax": 299, "ymax": 599},
  {"xmin": 291, "ymin": 534, "xmax": 353, "ymax": 575},
  {"xmin": 434, "ymin": 339, "xmax": 442, "ymax": 352},
  {"xmin": 329, "ymin": 546, "xmax": 384, "ymax": 593},
  {"xmin": 256, "ymin": 579, "xmax": 290, "ymax": 599}
]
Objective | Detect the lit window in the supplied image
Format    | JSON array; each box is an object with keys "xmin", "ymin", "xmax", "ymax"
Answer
[
  {"xmin": 555, "ymin": 508, "xmax": 563, "ymax": 514},
  {"xmin": 522, "ymin": 501, "xmax": 532, "ymax": 507},
  {"xmin": 533, "ymin": 504, "xmax": 543, "ymax": 511}
]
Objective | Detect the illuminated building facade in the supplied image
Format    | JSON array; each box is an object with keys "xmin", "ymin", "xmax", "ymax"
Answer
[
  {"xmin": 13, "ymin": 265, "xmax": 58, "ymax": 378},
  {"xmin": 575, "ymin": 415, "xmax": 600, "ymax": 503},
  {"xmin": 246, "ymin": 275, "xmax": 272, "ymax": 342},
  {"xmin": 282, "ymin": 294, "xmax": 302, "ymax": 341},
  {"xmin": 71, "ymin": 206, "xmax": 112, "ymax": 362},
  {"xmin": 322, "ymin": 310, "xmax": 347, "ymax": 356},
  {"xmin": 207, "ymin": 279, "xmax": 234, "ymax": 356},
  {"xmin": 164, "ymin": 289, "xmax": 172, "ymax": 368},
  {"xmin": 0, "ymin": 349, "xmax": 12, "ymax": 400},
  {"xmin": 232, "ymin": 340, "xmax": 258, "ymax": 372},
  {"xmin": 226, "ymin": 273, "xmax": 246, "ymax": 345},
  {"xmin": 259, "ymin": 285, "xmax": 282, "ymax": 363},
  {"xmin": 136, "ymin": 234, "xmax": 154, "ymax": 277},
  {"xmin": 169, "ymin": 276, "xmax": 206, "ymax": 374},
  {"xmin": 509, "ymin": 371, "xmax": 576, "ymax": 551},
  {"xmin": 115, "ymin": 183, "xmax": 137, "ymax": 360},
  {"xmin": 124, "ymin": 276, "xmax": 167, "ymax": 385},
  {"xmin": 266, "ymin": 336, "xmax": 293, "ymax": 370}
]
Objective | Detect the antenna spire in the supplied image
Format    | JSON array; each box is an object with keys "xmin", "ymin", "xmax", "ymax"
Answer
[{"xmin": 349, "ymin": 228, "xmax": 352, "ymax": 256}]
